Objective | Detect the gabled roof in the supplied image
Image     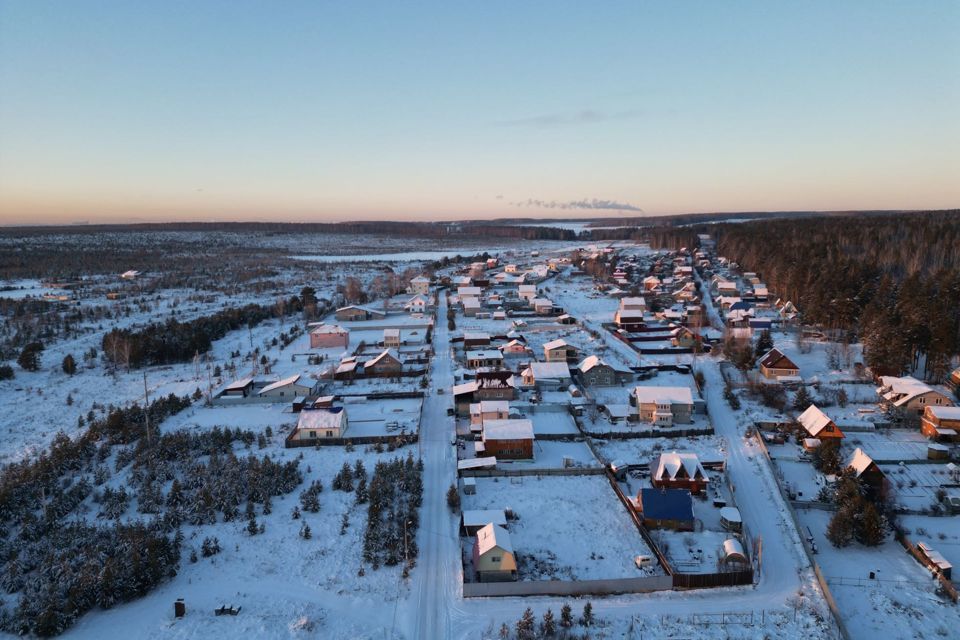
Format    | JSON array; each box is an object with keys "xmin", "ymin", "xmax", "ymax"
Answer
[
  {"xmin": 653, "ymin": 452, "xmax": 708, "ymax": 482},
  {"xmin": 297, "ymin": 407, "xmax": 346, "ymax": 431},
  {"xmin": 462, "ymin": 509, "xmax": 507, "ymax": 528},
  {"xmin": 846, "ymin": 447, "xmax": 879, "ymax": 478},
  {"xmin": 470, "ymin": 400, "xmax": 510, "ymax": 414},
  {"xmin": 476, "ymin": 523, "xmax": 513, "ymax": 555},
  {"xmin": 258, "ymin": 374, "xmax": 306, "ymax": 395},
  {"xmin": 926, "ymin": 406, "xmax": 960, "ymax": 420},
  {"xmin": 878, "ymin": 376, "xmax": 941, "ymax": 406},
  {"xmin": 797, "ymin": 404, "xmax": 838, "ymax": 437},
  {"xmin": 759, "ymin": 348, "xmax": 799, "ymax": 371},
  {"xmin": 336, "ymin": 304, "xmax": 385, "ymax": 316},
  {"xmin": 466, "ymin": 350, "xmax": 503, "ymax": 360},
  {"xmin": 543, "ymin": 338, "xmax": 569, "ymax": 351},
  {"xmin": 366, "ymin": 349, "xmax": 401, "ymax": 368}
]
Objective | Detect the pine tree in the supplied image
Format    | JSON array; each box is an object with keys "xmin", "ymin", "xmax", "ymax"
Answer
[
  {"xmin": 857, "ymin": 502, "xmax": 886, "ymax": 546},
  {"xmin": 247, "ymin": 516, "xmax": 259, "ymax": 536},
  {"xmin": 560, "ymin": 603, "xmax": 573, "ymax": 628},
  {"xmin": 446, "ymin": 484, "xmax": 460, "ymax": 510},
  {"xmin": 62, "ymin": 354, "xmax": 77, "ymax": 375},
  {"xmin": 580, "ymin": 601, "xmax": 594, "ymax": 627},
  {"xmin": 516, "ymin": 607, "xmax": 536, "ymax": 640},
  {"xmin": 541, "ymin": 608, "xmax": 556, "ymax": 637},
  {"xmin": 826, "ymin": 506, "xmax": 855, "ymax": 547},
  {"xmin": 792, "ymin": 385, "xmax": 813, "ymax": 411},
  {"xmin": 300, "ymin": 522, "xmax": 312, "ymax": 539},
  {"xmin": 292, "ymin": 505, "xmax": 301, "ymax": 519},
  {"xmin": 354, "ymin": 475, "xmax": 368, "ymax": 504}
]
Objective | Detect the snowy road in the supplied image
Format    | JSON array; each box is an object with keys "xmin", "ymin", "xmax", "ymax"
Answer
[{"xmin": 406, "ymin": 293, "xmax": 460, "ymax": 640}]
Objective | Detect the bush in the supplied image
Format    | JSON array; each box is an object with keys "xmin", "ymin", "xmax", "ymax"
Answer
[
  {"xmin": 0, "ymin": 364, "xmax": 13, "ymax": 380},
  {"xmin": 446, "ymin": 484, "xmax": 460, "ymax": 510}
]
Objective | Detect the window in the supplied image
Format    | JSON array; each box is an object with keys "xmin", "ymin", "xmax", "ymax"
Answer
[
  {"xmin": 490, "ymin": 556, "xmax": 501, "ymax": 563},
  {"xmin": 309, "ymin": 431, "xmax": 316, "ymax": 439},
  {"xmin": 326, "ymin": 430, "xmax": 333, "ymax": 437}
]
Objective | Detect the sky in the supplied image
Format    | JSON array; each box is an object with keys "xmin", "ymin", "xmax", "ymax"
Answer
[{"xmin": 0, "ymin": 1, "xmax": 958, "ymax": 225}]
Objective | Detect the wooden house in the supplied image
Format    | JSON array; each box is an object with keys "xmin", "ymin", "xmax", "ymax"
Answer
[
  {"xmin": 846, "ymin": 448, "xmax": 886, "ymax": 499},
  {"xmin": 921, "ymin": 406, "xmax": 960, "ymax": 442},
  {"xmin": 472, "ymin": 523, "xmax": 517, "ymax": 582},
  {"xmin": 543, "ymin": 338, "xmax": 578, "ymax": 363},
  {"xmin": 364, "ymin": 349, "xmax": 403, "ymax": 376},
  {"xmin": 758, "ymin": 348, "xmax": 800, "ymax": 380},
  {"xmin": 877, "ymin": 376, "xmax": 954, "ymax": 416},
  {"xmin": 633, "ymin": 488, "xmax": 694, "ymax": 531},
  {"xmin": 480, "ymin": 419, "xmax": 534, "ymax": 459},
  {"xmin": 576, "ymin": 355, "xmax": 632, "ymax": 387},
  {"xmin": 797, "ymin": 404, "xmax": 844, "ymax": 440},
  {"xmin": 651, "ymin": 451, "xmax": 709, "ymax": 494},
  {"xmin": 634, "ymin": 386, "xmax": 694, "ymax": 426}
]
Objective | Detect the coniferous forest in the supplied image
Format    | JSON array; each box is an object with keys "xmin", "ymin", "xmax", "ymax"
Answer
[{"xmin": 710, "ymin": 211, "xmax": 960, "ymax": 380}]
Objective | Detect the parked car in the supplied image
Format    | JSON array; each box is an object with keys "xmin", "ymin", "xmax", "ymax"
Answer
[{"xmin": 634, "ymin": 555, "xmax": 654, "ymax": 569}]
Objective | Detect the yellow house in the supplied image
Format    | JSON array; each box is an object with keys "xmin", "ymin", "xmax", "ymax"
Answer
[{"xmin": 472, "ymin": 523, "xmax": 517, "ymax": 582}]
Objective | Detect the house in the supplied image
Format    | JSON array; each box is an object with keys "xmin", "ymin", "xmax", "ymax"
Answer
[
  {"xmin": 797, "ymin": 404, "xmax": 844, "ymax": 440},
  {"xmin": 642, "ymin": 276, "xmax": 660, "ymax": 291},
  {"xmin": 472, "ymin": 523, "xmax": 517, "ymax": 582},
  {"xmin": 290, "ymin": 407, "xmax": 348, "ymax": 441},
  {"xmin": 577, "ymin": 355, "xmax": 632, "ymax": 387},
  {"xmin": 461, "ymin": 509, "xmax": 508, "ymax": 536},
  {"xmin": 309, "ymin": 323, "xmax": 349, "ymax": 349},
  {"xmin": 633, "ymin": 488, "xmax": 694, "ymax": 531},
  {"xmin": 651, "ymin": 451, "xmax": 709, "ymax": 494},
  {"xmin": 365, "ymin": 349, "xmax": 403, "ymax": 376},
  {"xmin": 917, "ymin": 542, "xmax": 953, "ymax": 580},
  {"xmin": 634, "ymin": 386, "xmax": 694, "ymax": 426},
  {"xmin": 335, "ymin": 305, "xmax": 387, "ymax": 322},
  {"xmin": 614, "ymin": 309, "xmax": 646, "ymax": 332},
  {"xmin": 258, "ymin": 373, "xmax": 319, "ymax": 399},
  {"xmin": 466, "ymin": 350, "xmax": 504, "ymax": 369},
  {"xmin": 846, "ymin": 448, "xmax": 886, "ymax": 499},
  {"xmin": 543, "ymin": 338, "xmax": 578, "ymax": 363},
  {"xmin": 481, "ymin": 419, "xmax": 534, "ymax": 459},
  {"xmin": 502, "ymin": 339, "xmax": 528, "ymax": 354},
  {"xmin": 408, "ymin": 275, "xmax": 431, "ymax": 295},
  {"xmin": 461, "ymin": 297, "xmax": 481, "ymax": 317},
  {"xmin": 556, "ymin": 313, "xmax": 576, "ymax": 325},
  {"xmin": 520, "ymin": 362, "xmax": 571, "ymax": 389},
  {"xmin": 670, "ymin": 326, "xmax": 704, "ymax": 350},
  {"xmin": 758, "ymin": 348, "xmax": 800, "ymax": 380},
  {"xmin": 920, "ymin": 406, "xmax": 960, "ymax": 442},
  {"xmin": 469, "ymin": 400, "xmax": 510, "ymax": 426},
  {"xmin": 463, "ymin": 332, "xmax": 491, "ymax": 348},
  {"xmin": 475, "ymin": 370, "xmax": 517, "ymax": 401},
  {"xmin": 620, "ymin": 296, "xmax": 646, "ymax": 312},
  {"xmin": 877, "ymin": 376, "xmax": 954, "ymax": 416},
  {"xmin": 518, "ymin": 284, "xmax": 538, "ymax": 302},
  {"xmin": 531, "ymin": 298, "xmax": 554, "ymax": 315},
  {"xmin": 383, "ymin": 328, "xmax": 401, "ymax": 348},
  {"xmin": 221, "ymin": 377, "xmax": 254, "ymax": 397},
  {"xmin": 404, "ymin": 295, "xmax": 429, "ymax": 314}
]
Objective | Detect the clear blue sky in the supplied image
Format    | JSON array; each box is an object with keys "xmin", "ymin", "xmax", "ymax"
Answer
[{"xmin": 1, "ymin": 1, "xmax": 957, "ymax": 224}]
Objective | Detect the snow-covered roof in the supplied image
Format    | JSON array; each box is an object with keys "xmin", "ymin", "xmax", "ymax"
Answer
[
  {"xmin": 483, "ymin": 419, "xmax": 534, "ymax": 442},
  {"xmin": 721, "ymin": 538, "xmax": 747, "ymax": 563},
  {"xmin": 410, "ymin": 276, "xmax": 431, "ymax": 283},
  {"xmin": 543, "ymin": 338, "xmax": 569, "ymax": 351},
  {"xmin": 463, "ymin": 331, "xmax": 490, "ymax": 341},
  {"xmin": 452, "ymin": 381, "xmax": 480, "ymax": 396},
  {"xmin": 531, "ymin": 297, "xmax": 553, "ymax": 307},
  {"xmin": 458, "ymin": 286, "xmax": 483, "ymax": 296},
  {"xmin": 461, "ymin": 297, "xmax": 481, "ymax": 309},
  {"xmin": 926, "ymin": 406, "xmax": 960, "ymax": 420},
  {"xmin": 653, "ymin": 451, "xmax": 708, "ymax": 482},
  {"xmin": 310, "ymin": 323, "xmax": 347, "ymax": 335},
  {"xmin": 383, "ymin": 328, "xmax": 401, "ymax": 338},
  {"xmin": 522, "ymin": 362, "xmax": 571, "ymax": 380},
  {"xmin": 461, "ymin": 509, "xmax": 507, "ymax": 528},
  {"xmin": 634, "ymin": 386, "xmax": 694, "ymax": 406},
  {"xmin": 258, "ymin": 374, "xmax": 305, "ymax": 395},
  {"xmin": 846, "ymin": 447, "xmax": 876, "ymax": 477},
  {"xmin": 223, "ymin": 377, "xmax": 253, "ymax": 391},
  {"xmin": 797, "ymin": 405, "xmax": 835, "ymax": 436},
  {"xmin": 366, "ymin": 349, "xmax": 400, "ymax": 367},
  {"xmin": 476, "ymin": 523, "xmax": 513, "ymax": 556},
  {"xmin": 759, "ymin": 348, "xmax": 799, "ymax": 372},
  {"xmin": 297, "ymin": 408, "xmax": 346, "ymax": 431},
  {"xmin": 620, "ymin": 296, "xmax": 646, "ymax": 307},
  {"xmin": 878, "ymin": 376, "xmax": 939, "ymax": 406},
  {"xmin": 457, "ymin": 457, "xmax": 497, "ymax": 470},
  {"xmin": 466, "ymin": 350, "xmax": 503, "ymax": 361},
  {"xmin": 470, "ymin": 400, "xmax": 510, "ymax": 414}
]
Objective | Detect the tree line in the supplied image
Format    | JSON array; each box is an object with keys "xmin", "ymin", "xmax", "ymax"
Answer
[{"xmin": 709, "ymin": 211, "xmax": 960, "ymax": 380}]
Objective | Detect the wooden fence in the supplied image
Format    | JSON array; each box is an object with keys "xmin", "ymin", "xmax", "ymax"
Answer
[
  {"xmin": 896, "ymin": 533, "xmax": 960, "ymax": 603},
  {"xmin": 284, "ymin": 433, "xmax": 417, "ymax": 448}
]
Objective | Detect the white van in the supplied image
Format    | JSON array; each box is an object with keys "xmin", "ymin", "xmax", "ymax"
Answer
[{"xmin": 634, "ymin": 555, "xmax": 654, "ymax": 569}]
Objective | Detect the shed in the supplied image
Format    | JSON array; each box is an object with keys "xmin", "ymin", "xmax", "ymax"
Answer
[{"xmin": 720, "ymin": 507, "xmax": 742, "ymax": 532}]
